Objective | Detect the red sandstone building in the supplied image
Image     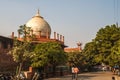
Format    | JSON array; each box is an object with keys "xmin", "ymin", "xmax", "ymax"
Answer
[
  {"xmin": 0, "ymin": 10, "xmax": 82, "ymax": 78},
  {"xmin": 64, "ymin": 42, "xmax": 82, "ymax": 52},
  {"xmin": 0, "ymin": 10, "xmax": 67, "ymax": 77},
  {"xmin": 0, "ymin": 36, "xmax": 16, "ymax": 72}
]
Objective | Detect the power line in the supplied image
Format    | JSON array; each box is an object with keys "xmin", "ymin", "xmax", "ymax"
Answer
[{"xmin": 114, "ymin": 0, "xmax": 119, "ymax": 27}]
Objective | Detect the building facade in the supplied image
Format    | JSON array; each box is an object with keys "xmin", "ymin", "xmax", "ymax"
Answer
[
  {"xmin": 64, "ymin": 42, "xmax": 82, "ymax": 52},
  {"xmin": 0, "ymin": 36, "xmax": 17, "ymax": 72},
  {"xmin": 0, "ymin": 10, "xmax": 68, "ymax": 78},
  {"xmin": 0, "ymin": 10, "xmax": 82, "ymax": 78}
]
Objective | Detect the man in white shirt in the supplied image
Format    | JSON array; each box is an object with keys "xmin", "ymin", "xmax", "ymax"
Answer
[{"xmin": 72, "ymin": 66, "xmax": 75, "ymax": 80}]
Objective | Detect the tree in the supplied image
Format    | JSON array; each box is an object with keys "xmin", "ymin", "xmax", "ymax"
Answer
[
  {"xmin": 9, "ymin": 39, "xmax": 33, "ymax": 80},
  {"xmin": 83, "ymin": 24, "xmax": 120, "ymax": 67},
  {"xmin": 31, "ymin": 42, "xmax": 67, "ymax": 75},
  {"xmin": 95, "ymin": 24, "xmax": 120, "ymax": 65},
  {"xmin": 67, "ymin": 52, "xmax": 84, "ymax": 66},
  {"xmin": 66, "ymin": 51, "xmax": 85, "ymax": 72},
  {"xmin": 9, "ymin": 25, "xmax": 33, "ymax": 80},
  {"xmin": 18, "ymin": 24, "xmax": 31, "ymax": 39},
  {"xmin": 82, "ymin": 41, "xmax": 98, "ymax": 65},
  {"xmin": 109, "ymin": 40, "xmax": 120, "ymax": 66}
]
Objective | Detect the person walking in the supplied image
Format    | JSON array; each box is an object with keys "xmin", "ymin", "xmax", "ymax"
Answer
[
  {"xmin": 74, "ymin": 66, "xmax": 79, "ymax": 80},
  {"xmin": 72, "ymin": 66, "xmax": 75, "ymax": 80}
]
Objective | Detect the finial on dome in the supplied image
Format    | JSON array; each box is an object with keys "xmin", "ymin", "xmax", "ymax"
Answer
[
  {"xmin": 38, "ymin": 9, "xmax": 40, "ymax": 14},
  {"xmin": 35, "ymin": 9, "xmax": 40, "ymax": 17}
]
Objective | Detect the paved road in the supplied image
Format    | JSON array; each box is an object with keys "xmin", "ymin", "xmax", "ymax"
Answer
[{"xmin": 44, "ymin": 71, "xmax": 119, "ymax": 80}]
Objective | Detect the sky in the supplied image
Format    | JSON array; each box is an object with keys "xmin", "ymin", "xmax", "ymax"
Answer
[{"xmin": 0, "ymin": 0, "xmax": 120, "ymax": 48}]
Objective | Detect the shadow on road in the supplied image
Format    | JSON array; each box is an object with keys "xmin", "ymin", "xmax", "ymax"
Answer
[{"xmin": 60, "ymin": 73, "xmax": 96, "ymax": 80}]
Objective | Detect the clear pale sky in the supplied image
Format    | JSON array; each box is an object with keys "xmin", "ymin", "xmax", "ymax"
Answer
[{"xmin": 0, "ymin": 0, "xmax": 120, "ymax": 48}]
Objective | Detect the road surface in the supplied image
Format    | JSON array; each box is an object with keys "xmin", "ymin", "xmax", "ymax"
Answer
[{"xmin": 44, "ymin": 71, "xmax": 119, "ymax": 80}]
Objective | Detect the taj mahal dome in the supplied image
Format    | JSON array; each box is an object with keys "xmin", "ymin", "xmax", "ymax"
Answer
[
  {"xmin": 11, "ymin": 10, "xmax": 65, "ymax": 46},
  {"xmin": 26, "ymin": 10, "xmax": 51, "ymax": 38}
]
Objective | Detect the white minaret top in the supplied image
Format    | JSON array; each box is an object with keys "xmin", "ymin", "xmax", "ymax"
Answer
[{"xmin": 35, "ymin": 9, "xmax": 40, "ymax": 17}]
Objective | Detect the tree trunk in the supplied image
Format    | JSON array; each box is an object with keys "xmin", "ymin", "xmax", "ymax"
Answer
[
  {"xmin": 52, "ymin": 65, "xmax": 56, "ymax": 77},
  {"xmin": 16, "ymin": 62, "xmax": 23, "ymax": 80}
]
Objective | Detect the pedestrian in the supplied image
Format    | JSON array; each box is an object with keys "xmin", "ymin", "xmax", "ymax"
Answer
[
  {"xmin": 72, "ymin": 66, "xmax": 75, "ymax": 80},
  {"xmin": 74, "ymin": 66, "xmax": 79, "ymax": 80}
]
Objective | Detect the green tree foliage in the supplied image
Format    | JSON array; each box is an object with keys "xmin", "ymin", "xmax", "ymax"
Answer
[
  {"xmin": 9, "ymin": 38, "xmax": 33, "ymax": 80},
  {"xmin": 83, "ymin": 24, "xmax": 120, "ymax": 66},
  {"xmin": 67, "ymin": 52, "xmax": 84, "ymax": 67},
  {"xmin": 9, "ymin": 25, "xmax": 33, "ymax": 79},
  {"xmin": 9, "ymin": 24, "xmax": 67, "ymax": 79},
  {"xmin": 10, "ymin": 39, "xmax": 32, "ymax": 63},
  {"xmin": 109, "ymin": 40, "xmax": 120, "ymax": 65},
  {"xmin": 31, "ymin": 42, "xmax": 67, "ymax": 68},
  {"xmin": 18, "ymin": 25, "xmax": 31, "ymax": 38},
  {"xmin": 82, "ymin": 41, "xmax": 99, "ymax": 65},
  {"xmin": 11, "ymin": 25, "xmax": 33, "ymax": 63}
]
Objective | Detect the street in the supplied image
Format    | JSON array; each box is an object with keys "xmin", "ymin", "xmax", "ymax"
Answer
[
  {"xmin": 77, "ymin": 71, "xmax": 114, "ymax": 80},
  {"xmin": 44, "ymin": 71, "xmax": 119, "ymax": 80}
]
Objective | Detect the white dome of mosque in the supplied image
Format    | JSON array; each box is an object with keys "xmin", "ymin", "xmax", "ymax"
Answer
[{"xmin": 26, "ymin": 10, "xmax": 51, "ymax": 37}]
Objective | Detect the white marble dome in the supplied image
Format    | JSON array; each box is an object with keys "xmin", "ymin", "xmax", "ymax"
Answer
[{"xmin": 26, "ymin": 10, "xmax": 51, "ymax": 37}]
